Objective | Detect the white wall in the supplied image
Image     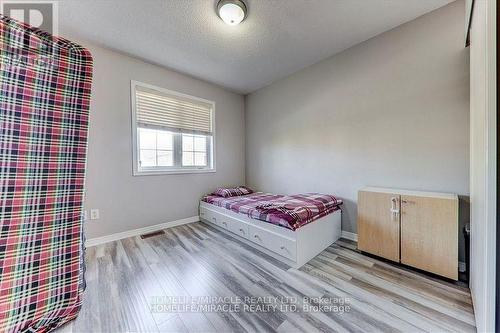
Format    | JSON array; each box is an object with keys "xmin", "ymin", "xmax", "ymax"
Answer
[
  {"xmin": 245, "ymin": 1, "xmax": 469, "ymax": 259},
  {"xmin": 469, "ymin": 0, "xmax": 496, "ymax": 331},
  {"xmin": 76, "ymin": 41, "xmax": 245, "ymax": 239}
]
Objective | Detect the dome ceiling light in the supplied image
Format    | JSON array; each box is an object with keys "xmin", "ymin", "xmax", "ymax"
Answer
[{"xmin": 217, "ymin": 0, "xmax": 247, "ymax": 26}]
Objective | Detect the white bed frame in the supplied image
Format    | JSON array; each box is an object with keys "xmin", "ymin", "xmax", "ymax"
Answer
[{"xmin": 199, "ymin": 201, "xmax": 341, "ymax": 268}]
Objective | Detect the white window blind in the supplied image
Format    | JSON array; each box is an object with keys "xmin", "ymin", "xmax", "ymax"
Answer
[
  {"xmin": 131, "ymin": 81, "xmax": 215, "ymax": 175},
  {"xmin": 135, "ymin": 85, "xmax": 213, "ymax": 135}
]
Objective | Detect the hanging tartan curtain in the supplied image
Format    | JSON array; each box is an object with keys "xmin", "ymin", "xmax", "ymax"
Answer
[{"xmin": 0, "ymin": 15, "xmax": 93, "ymax": 332}]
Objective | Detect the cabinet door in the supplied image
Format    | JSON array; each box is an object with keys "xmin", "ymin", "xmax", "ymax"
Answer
[
  {"xmin": 358, "ymin": 191, "xmax": 400, "ymax": 262},
  {"xmin": 400, "ymin": 195, "xmax": 458, "ymax": 280}
]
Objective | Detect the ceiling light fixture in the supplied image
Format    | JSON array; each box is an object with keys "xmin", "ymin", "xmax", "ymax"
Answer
[{"xmin": 217, "ymin": 0, "xmax": 247, "ymax": 26}]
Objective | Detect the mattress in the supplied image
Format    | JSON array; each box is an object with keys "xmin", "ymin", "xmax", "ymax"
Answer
[
  {"xmin": 0, "ymin": 15, "xmax": 93, "ymax": 332},
  {"xmin": 202, "ymin": 192, "xmax": 342, "ymax": 231}
]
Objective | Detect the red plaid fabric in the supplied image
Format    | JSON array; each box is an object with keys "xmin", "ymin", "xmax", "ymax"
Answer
[
  {"xmin": 203, "ymin": 192, "xmax": 342, "ymax": 230},
  {"xmin": 0, "ymin": 16, "xmax": 93, "ymax": 332},
  {"xmin": 212, "ymin": 186, "xmax": 253, "ymax": 198}
]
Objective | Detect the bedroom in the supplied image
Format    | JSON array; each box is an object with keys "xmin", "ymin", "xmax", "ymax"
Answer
[{"xmin": 0, "ymin": 0, "xmax": 496, "ymax": 332}]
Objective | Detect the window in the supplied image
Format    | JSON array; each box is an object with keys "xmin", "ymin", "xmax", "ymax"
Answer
[{"xmin": 131, "ymin": 81, "xmax": 215, "ymax": 175}]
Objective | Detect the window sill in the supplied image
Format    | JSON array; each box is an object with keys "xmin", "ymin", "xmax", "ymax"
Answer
[{"xmin": 133, "ymin": 168, "xmax": 216, "ymax": 176}]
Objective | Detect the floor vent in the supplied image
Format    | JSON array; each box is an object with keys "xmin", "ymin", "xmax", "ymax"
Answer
[{"xmin": 140, "ymin": 230, "xmax": 165, "ymax": 239}]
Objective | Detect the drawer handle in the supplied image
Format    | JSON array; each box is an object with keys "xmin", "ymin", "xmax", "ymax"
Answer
[
  {"xmin": 222, "ymin": 221, "xmax": 227, "ymax": 225},
  {"xmin": 254, "ymin": 234, "xmax": 260, "ymax": 239},
  {"xmin": 280, "ymin": 246, "xmax": 285, "ymax": 250},
  {"xmin": 212, "ymin": 217, "xmax": 216, "ymax": 221},
  {"xmin": 239, "ymin": 228, "xmax": 245, "ymax": 234}
]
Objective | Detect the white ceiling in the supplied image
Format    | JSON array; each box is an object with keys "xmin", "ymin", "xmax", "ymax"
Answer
[{"xmin": 59, "ymin": 0, "xmax": 453, "ymax": 94}]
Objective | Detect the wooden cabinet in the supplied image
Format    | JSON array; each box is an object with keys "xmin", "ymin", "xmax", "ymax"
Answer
[
  {"xmin": 358, "ymin": 191, "xmax": 400, "ymax": 262},
  {"xmin": 400, "ymin": 195, "xmax": 458, "ymax": 279},
  {"xmin": 357, "ymin": 187, "xmax": 458, "ymax": 280}
]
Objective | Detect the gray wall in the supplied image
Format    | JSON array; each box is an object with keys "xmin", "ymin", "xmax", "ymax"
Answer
[
  {"xmin": 245, "ymin": 1, "xmax": 469, "ymax": 259},
  {"xmin": 79, "ymin": 42, "xmax": 245, "ymax": 239}
]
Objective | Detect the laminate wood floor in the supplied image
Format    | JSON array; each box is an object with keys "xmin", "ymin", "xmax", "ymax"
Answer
[{"xmin": 60, "ymin": 222, "xmax": 475, "ymax": 333}]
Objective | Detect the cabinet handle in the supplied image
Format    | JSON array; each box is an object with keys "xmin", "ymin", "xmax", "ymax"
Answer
[
  {"xmin": 239, "ymin": 228, "xmax": 245, "ymax": 234},
  {"xmin": 390, "ymin": 197, "xmax": 400, "ymax": 221},
  {"xmin": 280, "ymin": 246, "xmax": 285, "ymax": 250},
  {"xmin": 254, "ymin": 234, "xmax": 260, "ymax": 239},
  {"xmin": 222, "ymin": 221, "xmax": 227, "ymax": 225}
]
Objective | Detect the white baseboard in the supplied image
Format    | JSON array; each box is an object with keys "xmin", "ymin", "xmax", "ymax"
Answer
[
  {"xmin": 340, "ymin": 230, "xmax": 358, "ymax": 242},
  {"xmin": 85, "ymin": 215, "xmax": 199, "ymax": 247}
]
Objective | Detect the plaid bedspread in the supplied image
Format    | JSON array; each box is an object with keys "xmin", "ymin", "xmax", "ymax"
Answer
[
  {"xmin": 202, "ymin": 192, "xmax": 342, "ymax": 230},
  {"xmin": 0, "ymin": 16, "xmax": 93, "ymax": 332}
]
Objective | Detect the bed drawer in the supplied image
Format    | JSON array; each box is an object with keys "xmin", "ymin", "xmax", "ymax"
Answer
[
  {"xmin": 229, "ymin": 219, "xmax": 249, "ymax": 239},
  {"xmin": 248, "ymin": 224, "xmax": 296, "ymax": 261},
  {"xmin": 199, "ymin": 206, "xmax": 208, "ymax": 220},
  {"xmin": 218, "ymin": 216, "xmax": 231, "ymax": 230},
  {"xmin": 217, "ymin": 216, "xmax": 247, "ymax": 238},
  {"xmin": 200, "ymin": 207, "xmax": 220, "ymax": 226}
]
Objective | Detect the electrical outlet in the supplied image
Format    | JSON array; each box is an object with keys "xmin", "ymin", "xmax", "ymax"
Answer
[{"xmin": 90, "ymin": 209, "xmax": 100, "ymax": 220}]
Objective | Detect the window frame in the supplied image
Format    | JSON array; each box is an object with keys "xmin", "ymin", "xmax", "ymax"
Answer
[{"xmin": 131, "ymin": 80, "xmax": 216, "ymax": 176}]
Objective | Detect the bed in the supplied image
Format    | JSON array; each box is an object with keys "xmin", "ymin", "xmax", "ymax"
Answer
[{"xmin": 199, "ymin": 188, "xmax": 342, "ymax": 268}]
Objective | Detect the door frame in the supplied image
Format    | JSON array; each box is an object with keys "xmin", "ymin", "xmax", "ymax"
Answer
[{"xmin": 468, "ymin": 0, "xmax": 497, "ymax": 331}]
